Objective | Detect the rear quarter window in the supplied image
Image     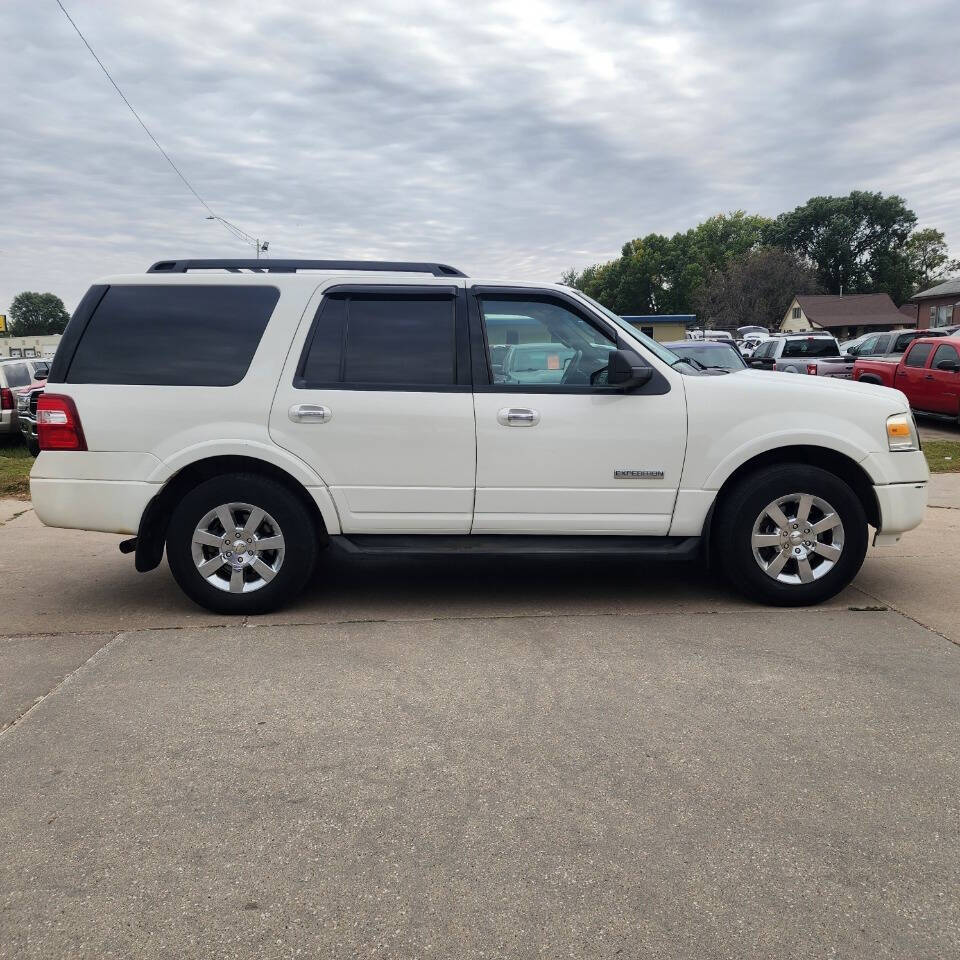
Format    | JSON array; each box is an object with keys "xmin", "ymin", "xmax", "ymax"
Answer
[{"xmin": 66, "ymin": 284, "xmax": 280, "ymax": 386}]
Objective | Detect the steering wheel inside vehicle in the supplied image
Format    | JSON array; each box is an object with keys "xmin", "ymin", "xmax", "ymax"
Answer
[{"xmin": 560, "ymin": 349, "xmax": 584, "ymax": 385}]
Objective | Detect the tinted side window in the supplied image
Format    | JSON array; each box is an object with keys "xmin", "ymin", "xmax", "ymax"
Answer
[
  {"xmin": 2, "ymin": 363, "xmax": 31, "ymax": 387},
  {"xmin": 66, "ymin": 285, "xmax": 279, "ymax": 386},
  {"xmin": 345, "ymin": 297, "xmax": 455, "ymax": 385},
  {"xmin": 300, "ymin": 296, "xmax": 347, "ymax": 383},
  {"xmin": 905, "ymin": 343, "xmax": 934, "ymax": 368},
  {"xmin": 893, "ymin": 333, "xmax": 917, "ymax": 353},
  {"xmin": 298, "ymin": 294, "xmax": 457, "ymax": 387}
]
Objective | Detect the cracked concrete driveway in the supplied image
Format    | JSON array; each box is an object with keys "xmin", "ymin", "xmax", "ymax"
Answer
[{"xmin": 1, "ymin": 486, "xmax": 959, "ymax": 959}]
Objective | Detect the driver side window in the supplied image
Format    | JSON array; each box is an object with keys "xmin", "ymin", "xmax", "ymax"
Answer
[{"xmin": 479, "ymin": 298, "xmax": 617, "ymax": 388}]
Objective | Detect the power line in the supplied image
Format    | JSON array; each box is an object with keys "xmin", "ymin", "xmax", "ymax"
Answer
[{"xmin": 53, "ymin": 0, "xmax": 259, "ymax": 249}]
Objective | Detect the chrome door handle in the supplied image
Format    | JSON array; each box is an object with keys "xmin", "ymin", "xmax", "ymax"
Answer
[
  {"xmin": 497, "ymin": 407, "xmax": 540, "ymax": 427},
  {"xmin": 289, "ymin": 403, "xmax": 332, "ymax": 423}
]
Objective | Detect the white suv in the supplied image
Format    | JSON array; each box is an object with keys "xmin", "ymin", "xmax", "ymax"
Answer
[{"xmin": 31, "ymin": 259, "xmax": 928, "ymax": 613}]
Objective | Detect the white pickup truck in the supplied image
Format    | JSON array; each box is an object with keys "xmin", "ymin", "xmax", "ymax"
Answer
[{"xmin": 31, "ymin": 259, "xmax": 928, "ymax": 614}]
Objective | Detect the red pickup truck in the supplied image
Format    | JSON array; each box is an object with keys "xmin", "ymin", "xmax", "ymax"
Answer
[{"xmin": 853, "ymin": 335, "xmax": 960, "ymax": 422}]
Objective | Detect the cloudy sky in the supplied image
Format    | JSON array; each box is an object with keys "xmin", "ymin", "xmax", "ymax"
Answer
[{"xmin": 2, "ymin": 0, "xmax": 959, "ymax": 315}]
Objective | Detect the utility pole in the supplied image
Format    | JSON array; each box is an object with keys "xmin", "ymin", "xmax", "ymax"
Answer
[{"xmin": 206, "ymin": 215, "xmax": 268, "ymax": 259}]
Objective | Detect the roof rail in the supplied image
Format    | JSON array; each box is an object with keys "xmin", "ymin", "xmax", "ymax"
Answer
[{"xmin": 147, "ymin": 259, "xmax": 466, "ymax": 277}]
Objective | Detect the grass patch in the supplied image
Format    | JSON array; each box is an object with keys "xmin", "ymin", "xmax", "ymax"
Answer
[
  {"xmin": 0, "ymin": 444, "xmax": 34, "ymax": 499},
  {"xmin": 923, "ymin": 439, "xmax": 960, "ymax": 474}
]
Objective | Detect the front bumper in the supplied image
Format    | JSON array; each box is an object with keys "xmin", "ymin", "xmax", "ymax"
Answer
[{"xmin": 872, "ymin": 481, "xmax": 928, "ymax": 545}]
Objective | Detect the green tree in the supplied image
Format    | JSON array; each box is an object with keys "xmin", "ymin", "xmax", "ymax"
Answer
[
  {"xmin": 765, "ymin": 191, "xmax": 918, "ymax": 301},
  {"xmin": 8, "ymin": 292, "xmax": 70, "ymax": 336},
  {"xmin": 563, "ymin": 211, "xmax": 771, "ymax": 314},
  {"xmin": 692, "ymin": 247, "xmax": 822, "ymax": 331},
  {"xmin": 904, "ymin": 228, "xmax": 959, "ymax": 292}
]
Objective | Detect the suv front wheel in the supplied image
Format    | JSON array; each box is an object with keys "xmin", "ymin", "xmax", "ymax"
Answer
[
  {"xmin": 166, "ymin": 473, "xmax": 319, "ymax": 614},
  {"xmin": 715, "ymin": 463, "xmax": 868, "ymax": 606}
]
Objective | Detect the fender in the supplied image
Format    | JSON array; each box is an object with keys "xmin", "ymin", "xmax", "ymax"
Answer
[
  {"xmin": 146, "ymin": 438, "xmax": 341, "ymax": 535},
  {"xmin": 700, "ymin": 429, "xmax": 879, "ymax": 491}
]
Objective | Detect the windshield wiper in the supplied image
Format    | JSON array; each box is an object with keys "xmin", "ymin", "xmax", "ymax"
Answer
[{"xmin": 673, "ymin": 357, "xmax": 707, "ymax": 371}]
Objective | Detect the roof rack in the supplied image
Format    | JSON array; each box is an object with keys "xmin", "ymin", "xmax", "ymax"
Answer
[{"xmin": 147, "ymin": 259, "xmax": 466, "ymax": 277}]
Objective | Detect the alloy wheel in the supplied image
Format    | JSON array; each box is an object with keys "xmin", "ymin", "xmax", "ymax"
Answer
[
  {"xmin": 190, "ymin": 501, "xmax": 285, "ymax": 593},
  {"xmin": 750, "ymin": 492, "xmax": 845, "ymax": 585}
]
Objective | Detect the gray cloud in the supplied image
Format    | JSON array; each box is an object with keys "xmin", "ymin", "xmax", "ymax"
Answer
[{"xmin": 2, "ymin": 0, "xmax": 958, "ymax": 313}]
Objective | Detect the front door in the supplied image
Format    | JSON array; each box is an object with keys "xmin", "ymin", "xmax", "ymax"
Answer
[
  {"xmin": 898, "ymin": 341, "xmax": 936, "ymax": 411},
  {"xmin": 926, "ymin": 342, "xmax": 960, "ymax": 415},
  {"xmin": 470, "ymin": 288, "xmax": 686, "ymax": 535},
  {"xmin": 269, "ymin": 283, "xmax": 476, "ymax": 533}
]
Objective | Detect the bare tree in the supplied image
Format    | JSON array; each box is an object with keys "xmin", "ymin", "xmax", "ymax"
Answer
[{"xmin": 692, "ymin": 248, "xmax": 822, "ymax": 331}]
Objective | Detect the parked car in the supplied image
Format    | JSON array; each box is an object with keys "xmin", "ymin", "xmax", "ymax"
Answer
[
  {"xmin": 749, "ymin": 333, "xmax": 854, "ymax": 378},
  {"xmin": 0, "ymin": 357, "xmax": 49, "ymax": 440},
  {"xmin": 31, "ymin": 258, "xmax": 928, "ymax": 614},
  {"xmin": 737, "ymin": 325, "xmax": 769, "ymax": 338},
  {"xmin": 840, "ymin": 331, "xmax": 883, "ymax": 353},
  {"xmin": 845, "ymin": 328, "xmax": 947, "ymax": 361},
  {"xmin": 662, "ymin": 340, "xmax": 748, "ymax": 373},
  {"xmin": 738, "ymin": 332, "xmax": 770, "ymax": 358},
  {"xmin": 853, "ymin": 336, "xmax": 960, "ymax": 422}
]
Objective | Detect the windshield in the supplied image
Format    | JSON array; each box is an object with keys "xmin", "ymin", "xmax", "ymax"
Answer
[
  {"xmin": 571, "ymin": 291, "xmax": 681, "ymax": 365},
  {"xmin": 670, "ymin": 343, "xmax": 746, "ymax": 370}
]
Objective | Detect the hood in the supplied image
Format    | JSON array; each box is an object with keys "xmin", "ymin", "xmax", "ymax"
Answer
[{"xmin": 690, "ymin": 367, "xmax": 910, "ymax": 419}]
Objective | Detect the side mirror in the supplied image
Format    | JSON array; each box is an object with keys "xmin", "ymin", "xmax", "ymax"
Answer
[
  {"xmin": 607, "ymin": 350, "xmax": 653, "ymax": 390},
  {"xmin": 35, "ymin": 371, "xmax": 48, "ymax": 381},
  {"xmin": 749, "ymin": 357, "xmax": 769, "ymax": 367},
  {"xmin": 937, "ymin": 359, "xmax": 960, "ymax": 372},
  {"xmin": 845, "ymin": 350, "xmax": 858, "ymax": 359}
]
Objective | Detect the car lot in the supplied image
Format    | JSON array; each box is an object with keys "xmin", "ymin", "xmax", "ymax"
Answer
[{"xmin": 1, "ymin": 478, "xmax": 959, "ymax": 958}]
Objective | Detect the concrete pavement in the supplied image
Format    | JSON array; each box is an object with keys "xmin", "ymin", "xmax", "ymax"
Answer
[{"xmin": 1, "ymin": 483, "xmax": 959, "ymax": 958}]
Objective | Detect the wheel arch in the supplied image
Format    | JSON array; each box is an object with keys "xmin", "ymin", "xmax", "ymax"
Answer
[
  {"xmin": 134, "ymin": 454, "xmax": 337, "ymax": 572},
  {"xmin": 703, "ymin": 445, "xmax": 879, "ymax": 550}
]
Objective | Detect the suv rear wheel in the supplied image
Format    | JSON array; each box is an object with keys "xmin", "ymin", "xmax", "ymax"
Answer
[
  {"xmin": 166, "ymin": 473, "xmax": 319, "ymax": 614},
  {"xmin": 715, "ymin": 463, "xmax": 868, "ymax": 606}
]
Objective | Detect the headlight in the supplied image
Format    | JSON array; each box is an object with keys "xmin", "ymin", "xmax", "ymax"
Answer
[{"xmin": 886, "ymin": 412, "xmax": 919, "ymax": 452}]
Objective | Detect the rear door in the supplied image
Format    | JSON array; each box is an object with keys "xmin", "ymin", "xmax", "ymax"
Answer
[
  {"xmin": 269, "ymin": 283, "xmax": 477, "ymax": 533},
  {"xmin": 469, "ymin": 287, "xmax": 686, "ymax": 535}
]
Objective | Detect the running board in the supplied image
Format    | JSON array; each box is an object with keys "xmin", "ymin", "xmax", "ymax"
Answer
[{"xmin": 331, "ymin": 534, "xmax": 700, "ymax": 559}]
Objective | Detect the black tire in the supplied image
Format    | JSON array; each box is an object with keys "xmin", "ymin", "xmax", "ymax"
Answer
[
  {"xmin": 166, "ymin": 473, "xmax": 319, "ymax": 615},
  {"xmin": 26, "ymin": 436, "xmax": 40, "ymax": 457},
  {"xmin": 714, "ymin": 463, "xmax": 868, "ymax": 607}
]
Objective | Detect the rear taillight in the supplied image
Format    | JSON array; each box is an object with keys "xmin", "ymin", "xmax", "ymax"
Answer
[
  {"xmin": 0, "ymin": 388, "xmax": 12, "ymax": 411},
  {"xmin": 37, "ymin": 394, "xmax": 87, "ymax": 451},
  {"xmin": 806, "ymin": 363, "xmax": 818, "ymax": 376}
]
